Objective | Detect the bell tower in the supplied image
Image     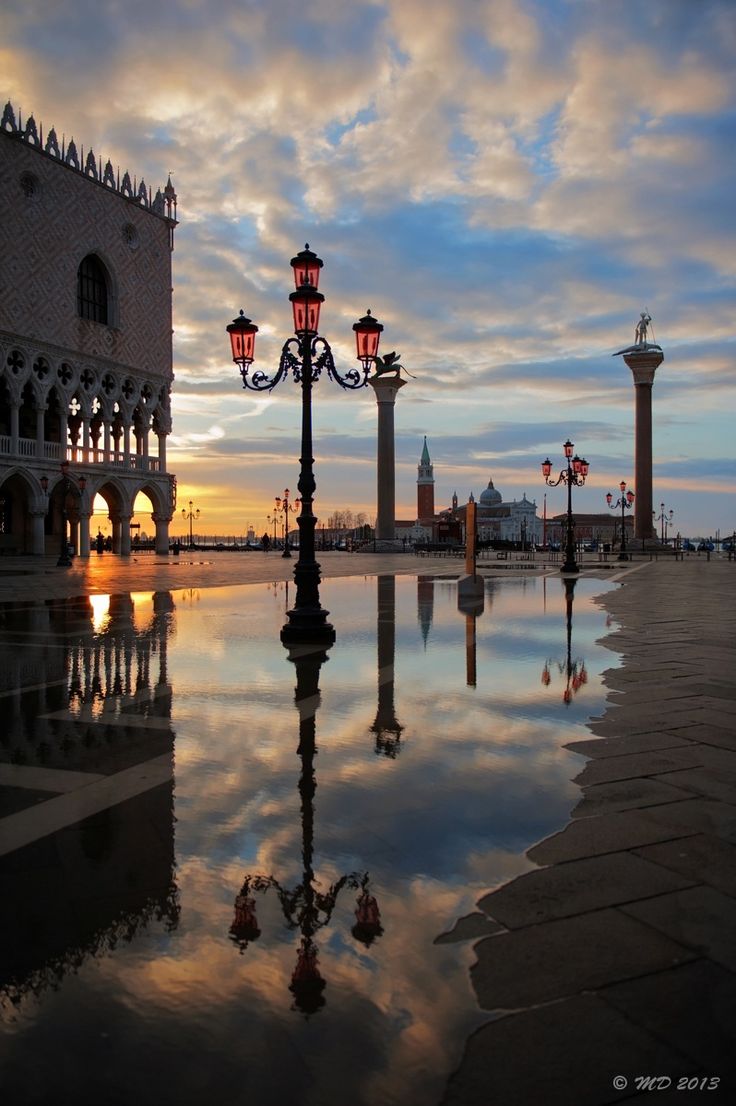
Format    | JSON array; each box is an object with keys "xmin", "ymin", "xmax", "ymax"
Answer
[{"xmin": 417, "ymin": 436, "xmax": 434, "ymax": 521}]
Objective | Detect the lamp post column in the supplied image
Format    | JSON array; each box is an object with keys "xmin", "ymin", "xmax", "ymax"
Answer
[
  {"xmin": 286, "ymin": 338, "xmax": 333, "ymax": 643},
  {"xmin": 369, "ymin": 375, "xmax": 406, "ymax": 546}
]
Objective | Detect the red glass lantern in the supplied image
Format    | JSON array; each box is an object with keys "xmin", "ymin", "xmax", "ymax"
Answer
[
  {"xmin": 541, "ymin": 664, "xmax": 551, "ymax": 686},
  {"xmin": 227, "ymin": 310, "xmax": 259, "ymax": 369},
  {"xmin": 353, "ymin": 309, "xmax": 384, "ymax": 370},
  {"xmin": 572, "ymin": 454, "xmax": 583, "ymax": 475},
  {"xmin": 289, "ymin": 284, "xmax": 324, "ymax": 335},
  {"xmin": 563, "ymin": 439, "xmax": 574, "ymax": 459},
  {"xmin": 541, "ymin": 458, "xmax": 552, "ymax": 479},
  {"xmin": 606, "ymin": 492, "xmax": 613, "ymax": 506},
  {"xmin": 579, "ymin": 458, "xmax": 589, "ymax": 477},
  {"xmin": 290, "ymin": 244, "xmax": 323, "ymax": 290}
]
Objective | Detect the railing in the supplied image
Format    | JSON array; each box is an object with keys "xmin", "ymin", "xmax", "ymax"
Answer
[{"xmin": 1, "ymin": 437, "xmax": 161, "ymax": 472}]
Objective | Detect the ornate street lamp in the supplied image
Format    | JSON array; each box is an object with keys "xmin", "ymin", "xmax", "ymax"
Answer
[
  {"xmin": 228, "ymin": 245, "xmax": 385, "ymax": 644},
  {"xmin": 275, "ymin": 489, "xmax": 301, "ymax": 559},
  {"xmin": 653, "ymin": 502, "xmax": 674, "ymax": 545},
  {"xmin": 541, "ymin": 440, "xmax": 589, "ymax": 574},
  {"xmin": 181, "ymin": 499, "xmax": 200, "ymax": 549},
  {"xmin": 606, "ymin": 481, "xmax": 635, "ymax": 561}
]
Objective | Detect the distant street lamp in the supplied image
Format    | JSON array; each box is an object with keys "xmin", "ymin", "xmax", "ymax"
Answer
[
  {"xmin": 275, "ymin": 489, "xmax": 301, "ymax": 559},
  {"xmin": 653, "ymin": 502, "xmax": 674, "ymax": 544},
  {"xmin": 542, "ymin": 440, "xmax": 589, "ymax": 574},
  {"xmin": 227, "ymin": 244, "xmax": 385, "ymax": 644},
  {"xmin": 267, "ymin": 513, "xmax": 278, "ymax": 546},
  {"xmin": 181, "ymin": 499, "xmax": 200, "ymax": 549},
  {"xmin": 606, "ymin": 481, "xmax": 635, "ymax": 561}
]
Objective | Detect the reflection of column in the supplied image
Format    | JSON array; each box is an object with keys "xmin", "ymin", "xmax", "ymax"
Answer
[
  {"xmin": 371, "ymin": 575, "xmax": 403, "ymax": 757},
  {"xmin": 417, "ymin": 575, "xmax": 435, "ymax": 649},
  {"xmin": 621, "ymin": 348, "xmax": 663, "ymax": 542},
  {"xmin": 369, "ymin": 375, "xmax": 407, "ymax": 544}
]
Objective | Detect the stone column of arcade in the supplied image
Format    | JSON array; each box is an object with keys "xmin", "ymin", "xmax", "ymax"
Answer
[
  {"xmin": 369, "ymin": 374, "xmax": 407, "ymax": 552},
  {"xmin": 615, "ymin": 312, "xmax": 664, "ymax": 545}
]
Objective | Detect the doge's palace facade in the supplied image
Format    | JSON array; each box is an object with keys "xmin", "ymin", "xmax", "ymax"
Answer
[{"xmin": 0, "ymin": 101, "xmax": 177, "ymax": 556}]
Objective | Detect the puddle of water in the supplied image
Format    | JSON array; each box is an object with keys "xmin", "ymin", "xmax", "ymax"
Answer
[{"xmin": 0, "ymin": 573, "xmax": 616, "ymax": 1106}]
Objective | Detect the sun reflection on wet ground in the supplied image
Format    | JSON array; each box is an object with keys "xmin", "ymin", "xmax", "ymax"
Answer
[{"xmin": 0, "ymin": 573, "xmax": 615, "ymax": 1106}]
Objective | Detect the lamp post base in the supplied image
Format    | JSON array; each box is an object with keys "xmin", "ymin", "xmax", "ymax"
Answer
[
  {"xmin": 561, "ymin": 559, "xmax": 579, "ymax": 574},
  {"xmin": 281, "ymin": 614, "xmax": 336, "ymax": 648}
]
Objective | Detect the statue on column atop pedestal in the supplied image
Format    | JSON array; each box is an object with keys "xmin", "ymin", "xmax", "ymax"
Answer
[
  {"xmin": 614, "ymin": 310, "xmax": 662, "ymax": 357},
  {"xmin": 369, "ymin": 351, "xmax": 415, "ymax": 379}
]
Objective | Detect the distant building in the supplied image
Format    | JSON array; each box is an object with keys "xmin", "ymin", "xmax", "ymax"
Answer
[
  {"xmin": 401, "ymin": 438, "xmax": 543, "ymax": 545},
  {"xmin": 0, "ymin": 101, "xmax": 178, "ymax": 555},
  {"xmin": 546, "ymin": 513, "xmax": 632, "ymax": 548}
]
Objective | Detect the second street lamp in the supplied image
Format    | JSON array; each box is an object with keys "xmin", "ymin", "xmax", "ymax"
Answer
[
  {"xmin": 182, "ymin": 499, "xmax": 200, "ymax": 549},
  {"xmin": 542, "ymin": 440, "xmax": 589, "ymax": 575},
  {"xmin": 653, "ymin": 502, "xmax": 674, "ymax": 545},
  {"xmin": 227, "ymin": 245, "xmax": 385, "ymax": 645},
  {"xmin": 606, "ymin": 481, "xmax": 635, "ymax": 561},
  {"xmin": 275, "ymin": 489, "xmax": 301, "ymax": 559}
]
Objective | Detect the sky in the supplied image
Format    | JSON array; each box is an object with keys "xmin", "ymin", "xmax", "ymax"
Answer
[{"xmin": 3, "ymin": 0, "xmax": 735, "ymax": 539}]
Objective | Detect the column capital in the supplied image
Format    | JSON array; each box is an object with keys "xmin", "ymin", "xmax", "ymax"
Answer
[
  {"xmin": 621, "ymin": 347, "xmax": 664, "ymax": 387},
  {"xmin": 369, "ymin": 375, "xmax": 407, "ymax": 403}
]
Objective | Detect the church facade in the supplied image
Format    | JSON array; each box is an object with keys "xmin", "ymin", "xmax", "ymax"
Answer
[
  {"xmin": 396, "ymin": 438, "xmax": 543, "ymax": 545},
  {"xmin": 0, "ymin": 102, "xmax": 178, "ymax": 556}
]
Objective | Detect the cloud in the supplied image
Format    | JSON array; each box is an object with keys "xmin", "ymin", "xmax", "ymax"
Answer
[{"xmin": 2, "ymin": 0, "xmax": 734, "ymax": 535}]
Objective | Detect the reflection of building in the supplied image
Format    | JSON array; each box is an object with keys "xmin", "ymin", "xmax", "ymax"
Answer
[
  {"xmin": 0, "ymin": 102, "xmax": 178, "ymax": 556},
  {"xmin": 0, "ymin": 591, "xmax": 178, "ymax": 1004}
]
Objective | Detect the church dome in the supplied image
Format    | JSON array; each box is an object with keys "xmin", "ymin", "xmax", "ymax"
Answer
[{"xmin": 479, "ymin": 479, "xmax": 502, "ymax": 506}]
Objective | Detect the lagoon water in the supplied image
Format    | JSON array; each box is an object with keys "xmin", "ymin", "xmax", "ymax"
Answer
[{"xmin": 0, "ymin": 573, "xmax": 615, "ymax": 1105}]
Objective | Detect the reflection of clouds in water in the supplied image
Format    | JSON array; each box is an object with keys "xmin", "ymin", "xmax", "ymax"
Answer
[{"xmin": 0, "ymin": 572, "xmax": 616, "ymax": 1104}]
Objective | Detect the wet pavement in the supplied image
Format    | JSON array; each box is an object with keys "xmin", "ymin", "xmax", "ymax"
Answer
[{"xmin": 0, "ymin": 551, "xmax": 734, "ymax": 1104}]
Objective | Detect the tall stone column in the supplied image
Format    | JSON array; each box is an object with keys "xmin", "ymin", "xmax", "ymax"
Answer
[
  {"xmin": 615, "ymin": 315, "xmax": 664, "ymax": 543},
  {"xmin": 369, "ymin": 375, "xmax": 406, "ymax": 550},
  {"xmin": 621, "ymin": 348, "xmax": 663, "ymax": 542}
]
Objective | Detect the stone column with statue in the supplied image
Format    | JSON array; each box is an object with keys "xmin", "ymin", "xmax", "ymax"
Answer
[
  {"xmin": 614, "ymin": 312, "xmax": 664, "ymax": 544},
  {"xmin": 368, "ymin": 352, "xmax": 411, "ymax": 552}
]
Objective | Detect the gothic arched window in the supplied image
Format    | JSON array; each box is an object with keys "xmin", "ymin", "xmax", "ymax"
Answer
[{"xmin": 77, "ymin": 254, "xmax": 109, "ymax": 324}]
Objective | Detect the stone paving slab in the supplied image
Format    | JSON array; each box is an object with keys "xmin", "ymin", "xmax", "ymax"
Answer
[
  {"xmin": 571, "ymin": 776, "xmax": 693, "ymax": 817},
  {"xmin": 620, "ymin": 886, "xmax": 736, "ymax": 972},
  {"xmin": 477, "ymin": 852, "xmax": 695, "ymax": 929},
  {"xmin": 633, "ymin": 833, "xmax": 736, "ymax": 897},
  {"xmin": 443, "ymin": 992, "xmax": 693, "ymax": 1106},
  {"xmin": 601, "ymin": 959, "xmax": 736, "ymax": 1076},
  {"xmin": 527, "ymin": 808, "xmax": 697, "ymax": 865},
  {"xmin": 565, "ymin": 732, "xmax": 696, "ymax": 759},
  {"xmin": 470, "ymin": 909, "xmax": 694, "ymax": 1010},
  {"xmin": 634, "ymin": 797, "xmax": 736, "ymax": 843},
  {"xmin": 656, "ymin": 765, "xmax": 736, "ymax": 804},
  {"xmin": 672, "ymin": 723, "xmax": 736, "ymax": 751},
  {"xmin": 572, "ymin": 746, "xmax": 708, "ymax": 786}
]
